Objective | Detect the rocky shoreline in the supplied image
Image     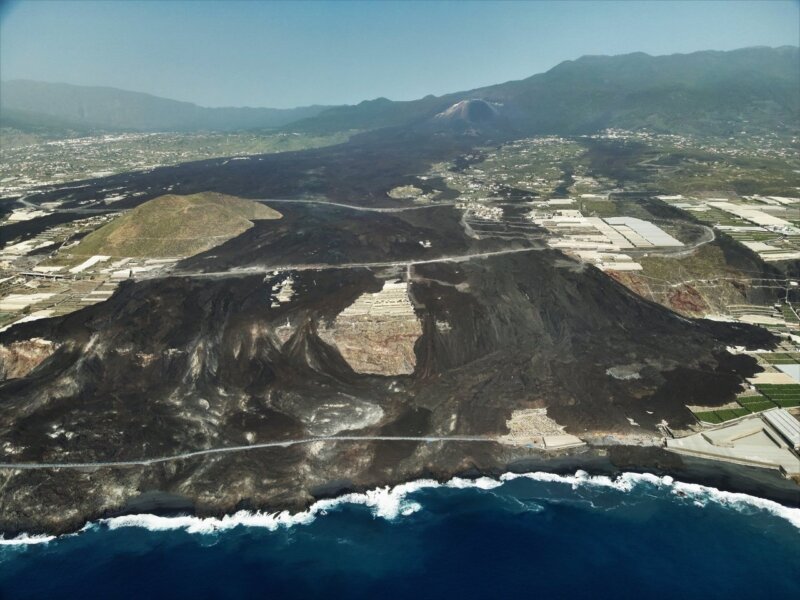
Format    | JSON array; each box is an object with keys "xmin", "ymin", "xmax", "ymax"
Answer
[{"xmin": 2, "ymin": 443, "xmax": 798, "ymax": 538}]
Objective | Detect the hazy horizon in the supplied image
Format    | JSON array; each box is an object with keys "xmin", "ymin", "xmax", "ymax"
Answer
[
  {"xmin": 1, "ymin": 0, "xmax": 799, "ymax": 109},
  {"xmin": 2, "ymin": 43, "xmax": 799, "ymax": 111}
]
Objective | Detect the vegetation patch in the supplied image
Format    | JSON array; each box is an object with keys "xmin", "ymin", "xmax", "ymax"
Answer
[
  {"xmin": 740, "ymin": 401, "xmax": 776, "ymax": 413},
  {"xmin": 755, "ymin": 384, "xmax": 800, "ymax": 408},
  {"xmin": 760, "ymin": 352, "xmax": 800, "ymax": 364},
  {"xmin": 692, "ymin": 410, "xmax": 722, "ymax": 424},
  {"xmin": 70, "ymin": 192, "xmax": 281, "ymax": 258}
]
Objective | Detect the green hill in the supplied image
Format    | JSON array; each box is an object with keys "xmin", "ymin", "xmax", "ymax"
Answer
[{"xmin": 72, "ymin": 192, "xmax": 281, "ymax": 258}]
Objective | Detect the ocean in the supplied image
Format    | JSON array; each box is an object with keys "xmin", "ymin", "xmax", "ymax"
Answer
[{"xmin": 1, "ymin": 471, "xmax": 798, "ymax": 599}]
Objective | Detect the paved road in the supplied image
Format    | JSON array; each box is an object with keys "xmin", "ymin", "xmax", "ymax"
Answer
[
  {"xmin": 0, "ymin": 435, "xmax": 497, "ymax": 470},
  {"xmin": 16, "ymin": 195, "xmax": 124, "ymax": 215},
  {"xmin": 149, "ymin": 246, "xmax": 542, "ymax": 280},
  {"xmin": 18, "ymin": 195, "xmax": 447, "ymax": 216},
  {"xmin": 259, "ymin": 198, "xmax": 457, "ymax": 213}
]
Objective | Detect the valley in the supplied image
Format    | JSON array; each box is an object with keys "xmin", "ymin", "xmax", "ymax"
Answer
[{"xmin": 0, "ymin": 130, "xmax": 353, "ymax": 197}]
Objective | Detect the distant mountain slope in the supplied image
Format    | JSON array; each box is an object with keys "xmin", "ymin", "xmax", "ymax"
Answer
[
  {"xmin": 294, "ymin": 46, "xmax": 800, "ymax": 136},
  {"xmin": 0, "ymin": 107, "xmax": 91, "ymax": 136},
  {"xmin": 0, "ymin": 107, "xmax": 93, "ymax": 147},
  {"xmin": 72, "ymin": 192, "xmax": 282, "ymax": 257},
  {"xmin": 0, "ymin": 80, "xmax": 331, "ymax": 132},
  {"xmin": 4, "ymin": 47, "xmax": 794, "ymax": 138}
]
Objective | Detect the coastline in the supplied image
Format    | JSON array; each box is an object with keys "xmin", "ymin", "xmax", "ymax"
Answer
[{"xmin": 1, "ymin": 444, "xmax": 798, "ymax": 541}]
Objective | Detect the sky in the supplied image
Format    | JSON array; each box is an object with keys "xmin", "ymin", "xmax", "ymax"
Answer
[{"xmin": 1, "ymin": 0, "xmax": 798, "ymax": 108}]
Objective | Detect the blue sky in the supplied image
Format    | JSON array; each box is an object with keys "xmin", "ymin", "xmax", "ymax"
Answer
[{"xmin": 1, "ymin": 0, "xmax": 798, "ymax": 108}]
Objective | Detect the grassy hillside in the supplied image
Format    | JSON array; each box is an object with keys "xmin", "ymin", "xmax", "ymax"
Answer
[{"xmin": 72, "ymin": 192, "xmax": 281, "ymax": 257}]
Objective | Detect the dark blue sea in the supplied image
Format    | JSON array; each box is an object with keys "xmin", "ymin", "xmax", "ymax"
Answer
[{"xmin": 1, "ymin": 471, "xmax": 798, "ymax": 599}]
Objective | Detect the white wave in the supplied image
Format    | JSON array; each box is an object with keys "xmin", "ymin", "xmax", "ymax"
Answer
[
  {"xmin": 501, "ymin": 470, "xmax": 800, "ymax": 530},
  {"xmin": 103, "ymin": 476, "xmax": 503, "ymax": 535},
  {"xmin": 4, "ymin": 471, "xmax": 799, "ymax": 544},
  {"xmin": 104, "ymin": 478, "xmax": 443, "ymax": 534},
  {"xmin": 500, "ymin": 469, "xmax": 672, "ymax": 492},
  {"xmin": 0, "ymin": 533, "xmax": 56, "ymax": 546},
  {"xmin": 101, "ymin": 476, "xmax": 504, "ymax": 535},
  {"xmin": 445, "ymin": 476, "xmax": 504, "ymax": 490},
  {"xmin": 671, "ymin": 481, "xmax": 800, "ymax": 530},
  {"xmin": 311, "ymin": 478, "xmax": 441, "ymax": 520},
  {"xmin": 104, "ymin": 510, "xmax": 317, "ymax": 535}
]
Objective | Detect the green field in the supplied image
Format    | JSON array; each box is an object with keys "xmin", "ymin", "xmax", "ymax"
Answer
[
  {"xmin": 755, "ymin": 384, "xmax": 800, "ymax": 408},
  {"xmin": 738, "ymin": 395, "xmax": 773, "ymax": 406},
  {"xmin": 781, "ymin": 306, "xmax": 800, "ymax": 324},
  {"xmin": 689, "ymin": 387, "xmax": 799, "ymax": 424},
  {"xmin": 691, "ymin": 406, "xmax": 753, "ymax": 424},
  {"xmin": 760, "ymin": 352, "xmax": 800, "ymax": 364},
  {"xmin": 692, "ymin": 411, "xmax": 722, "ymax": 424},
  {"xmin": 738, "ymin": 401, "xmax": 775, "ymax": 412}
]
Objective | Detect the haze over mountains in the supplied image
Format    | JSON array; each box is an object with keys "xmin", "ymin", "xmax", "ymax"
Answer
[
  {"xmin": 4, "ymin": 46, "xmax": 794, "ymax": 138},
  {"xmin": 296, "ymin": 46, "xmax": 800, "ymax": 136},
  {"xmin": 0, "ymin": 80, "xmax": 331, "ymax": 132}
]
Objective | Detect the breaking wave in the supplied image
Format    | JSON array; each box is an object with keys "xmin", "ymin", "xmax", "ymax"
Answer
[
  {"xmin": 0, "ymin": 533, "xmax": 56, "ymax": 546},
  {"xmin": 2, "ymin": 471, "xmax": 798, "ymax": 546},
  {"xmin": 100, "ymin": 478, "xmax": 445, "ymax": 535},
  {"xmin": 500, "ymin": 470, "xmax": 800, "ymax": 529}
]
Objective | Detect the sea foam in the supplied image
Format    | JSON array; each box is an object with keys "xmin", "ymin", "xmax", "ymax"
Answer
[
  {"xmin": 2, "ymin": 471, "xmax": 798, "ymax": 546},
  {"xmin": 103, "ymin": 478, "xmax": 445, "ymax": 536},
  {"xmin": 0, "ymin": 533, "xmax": 56, "ymax": 546},
  {"xmin": 500, "ymin": 470, "xmax": 800, "ymax": 530},
  {"xmin": 500, "ymin": 469, "xmax": 671, "ymax": 492},
  {"xmin": 671, "ymin": 480, "xmax": 800, "ymax": 530}
]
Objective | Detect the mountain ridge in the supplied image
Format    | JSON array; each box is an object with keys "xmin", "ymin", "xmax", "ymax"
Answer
[
  {"xmin": 2, "ymin": 45, "xmax": 797, "ymax": 137},
  {"xmin": 0, "ymin": 79, "xmax": 333, "ymax": 132},
  {"xmin": 291, "ymin": 45, "xmax": 800, "ymax": 136}
]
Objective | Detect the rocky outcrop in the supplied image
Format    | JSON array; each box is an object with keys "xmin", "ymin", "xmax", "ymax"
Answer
[
  {"xmin": 667, "ymin": 285, "xmax": 709, "ymax": 315},
  {"xmin": 318, "ymin": 281, "xmax": 422, "ymax": 375},
  {"xmin": 0, "ymin": 338, "xmax": 57, "ymax": 381}
]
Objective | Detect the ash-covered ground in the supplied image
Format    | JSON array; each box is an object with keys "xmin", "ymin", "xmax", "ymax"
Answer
[{"xmin": 0, "ymin": 128, "xmax": 789, "ymax": 534}]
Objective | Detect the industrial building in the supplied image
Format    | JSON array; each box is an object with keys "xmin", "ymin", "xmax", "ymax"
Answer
[{"xmin": 667, "ymin": 408, "xmax": 800, "ymax": 477}]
